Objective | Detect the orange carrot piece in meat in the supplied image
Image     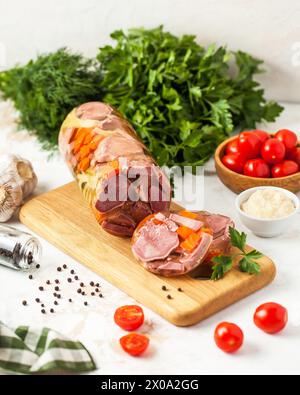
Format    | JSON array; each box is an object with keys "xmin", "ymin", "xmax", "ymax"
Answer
[
  {"xmin": 180, "ymin": 232, "xmax": 202, "ymax": 251},
  {"xmin": 178, "ymin": 210, "xmax": 198, "ymax": 219},
  {"xmin": 72, "ymin": 140, "xmax": 83, "ymax": 155},
  {"xmin": 77, "ymin": 157, "xmax": 90, "ymax": 172},
  {"xmin": 79, "ymin": 145, "xmax": 91, "ymax": 160},
  {"xmin": 83, "ymin": 133, "xmax": 93, "ymax": 145},
  {"xmin": 176, "ymin": 225, "xmax": 194, "ymax": 239},
  {"xmin": 90, "ymin": 134, "xmax": 104, "ymax": 150}
]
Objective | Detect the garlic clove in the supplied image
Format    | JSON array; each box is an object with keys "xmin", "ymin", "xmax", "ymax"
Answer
[
  {"xmin": 0, "ymin": 154, "xmax": 37, "ymax": 199},
  {"xmin": 0, "ymin": 172, "xmax": 23, "ymax": 222}
]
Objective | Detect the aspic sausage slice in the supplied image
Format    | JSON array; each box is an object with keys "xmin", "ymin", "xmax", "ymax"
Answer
[
  {"xmin": 59, "ymin": 102, "xmax": 171, "ymax": 237},
  {"xmin": 131, "ymin": 211, "xmax": 234, "ymax": 277}
]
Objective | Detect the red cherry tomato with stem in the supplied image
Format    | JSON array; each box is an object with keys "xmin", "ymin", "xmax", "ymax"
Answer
[
  {"xmin": 119, "ymin": 333, "xmax": 149, "ymax": 356},
  {"xmin": 271, "ymin": 160, "xmax": 299, "ymax": 178},
  {"xmin": 238, "ymin": 132, "xmax": 262, "ymax": 159},
  {"xmin": 261, "ymin": 138, "xmax": 286, "ymax": 164},
  {"xmin": 275, "ymin": 129, "xmax": 298, "ymax": 151},
  {"xmin": 114, "ymin": 305, "xmax": 144, "ymax": 331},
  {"xmin": 214, "ymin": 322, "xmax": 244, "ymax": 353},
  {"xmin": 253, "ymin": 130, "xmax": 270, "ymax": 143},
  {"xmin": 222, "ymin": 153, "xmax": 246, "ymax": 174},
  {"xmin": 244, "ymin": 159, "xmax": 270, "ymax": 178},
  {"xmin": 254, "ymin": 302, "xmax": 288, "ymax": 334}
]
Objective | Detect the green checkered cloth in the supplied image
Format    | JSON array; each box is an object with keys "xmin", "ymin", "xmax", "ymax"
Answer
[{"xmin": 0, "ymin": 322, "xmax": 96, "ymax": 374}]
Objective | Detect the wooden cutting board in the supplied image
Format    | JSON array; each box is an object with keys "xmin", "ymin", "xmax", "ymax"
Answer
[{"xmin": 19, "ymin": 182, "xmax": 276, "ymax": 326}]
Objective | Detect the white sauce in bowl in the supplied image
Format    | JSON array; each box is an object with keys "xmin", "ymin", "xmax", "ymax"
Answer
[{"xmin": 241, "ymin": 189, "xmax": 296, "ymax": 219}]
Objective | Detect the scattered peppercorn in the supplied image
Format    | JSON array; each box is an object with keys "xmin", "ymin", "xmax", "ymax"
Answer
[
  {"xmin": 84, "ymin": 301, "xmax": 88, "ymax": 306},
  {"xmin": 95, "ymin": 283, "xmax": 100, "ymax": 287},
  {"xmin": 99, "ymin": 293, "xmax": 103, "ymax": 298},
  {"xmin": 80, "ymin": 282, "xmax": 84, "ymax": 287},
  {"xmin": 39, "ymin": 286, "xmax": 44, "ymax": 291},
  {"xmin": 57, "ymin": 294, "xmax": 61, "ymax": 299},
  {"xmin": 70, "ymin": 269, "xmax": 75, "ymax": 274},
  {"xmin": 68, "ymin": 299, "xmax": 72, "ymax": 303},
  {"xmin": 53, "ymin": 292, "xmax": 57, "ymax": 297},
  {"xmin": 90, "ymin": 281, "xmax": 94, "ymax": 286},
  {"xmin": 77, "ymin": 288, "xmax": 81, "ymax": 294},
  {"xmin": 55, "ymin": 279, "xmax": 59, "ymax": 284},
  {"xmin": 167, "ymin": 294, "xmax": 172, "ymax": 299},
  {"xmin": 74, "ymin": 276, "xmax": 79, "ymax": 280},
  {"xmin": 36, "ymin": 264, "xmax": 40, "ymax": 269},
  {"xmin": 22, "ymin": 300, "xmax": 27, "ymax": 306},
  {"xmin": 57, "ymin": 267, "xmax": 62, "ymax": 272},
  {"xmin": 54, "ymin": 286, "xmax": 59, "ymax": 291},
  {"xmin": 41, "ymin": 304, "xmax": 45, "ymax": 308},
  {"xmin": 67, "ymin": 278, "xmax": 72, "ymax": 283},
  {"xmin": 41, "ymin": 309, "xmax": 46, "ymax": 314},
  {"xmin": 81, "ymin": 292, "xmax": 86, "ymax": 296},
  {"xmin": 162, "ymin": 285, "xmax": 167, "ymax": 291},
  {"xmin": 177, "ymin": 288, "xmax": 183, "ymax": 292},
  {"xmin": 28, "ymin": 274, "xmax": 33, "ymax": 280},
  {"xmin": 95, "ymin": 288, "xmax": 100, "ymax": 293},
  {"xmin": 63, "ymin": 264, "xmax": 67, "ymax": 269},
  {"xmin": 91, "ymin": 292, "xmax": 95, "ymax": 296},
  {"xmin": 35, "ymin": 298, "xmax": 40, "ymax": 303},
  {"xmin": 50, "ymin": 308, "xmax": 54, "ymax": 313},
  {"xmin": 54, "ymin": 301, "xmax": 58, "ymax": 306},
  {"xmin": 46, "ymin": 280, "xmax": 51, "ymax": 285}
]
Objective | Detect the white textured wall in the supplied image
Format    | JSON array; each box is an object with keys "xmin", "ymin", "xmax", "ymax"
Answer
[{"xmin": 0, "ymin": 0, "xmax": 299, "ymax": 102}]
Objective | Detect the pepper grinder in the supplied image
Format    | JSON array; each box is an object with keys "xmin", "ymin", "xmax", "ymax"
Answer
[{"xmin": 0, "ymin": 224, "xmax": 42, "ymax": 270}]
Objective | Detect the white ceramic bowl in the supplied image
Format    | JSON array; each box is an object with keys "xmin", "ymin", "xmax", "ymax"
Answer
[{"xmin": 235, "ymin": 186, "xmax": 299, "ymax": 238}]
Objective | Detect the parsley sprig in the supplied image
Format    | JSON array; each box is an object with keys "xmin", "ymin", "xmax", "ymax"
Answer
[{"xmin": 211, "ymin": 227, "xmax": 263, "ymax": 280}]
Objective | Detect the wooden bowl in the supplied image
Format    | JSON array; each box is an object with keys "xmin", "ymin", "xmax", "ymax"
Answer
[{"xmin": 215, "ymin": 136, "xmax": 300, "ymax": 194}]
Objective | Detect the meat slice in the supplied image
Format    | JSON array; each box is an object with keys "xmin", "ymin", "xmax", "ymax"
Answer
[{"xmin": 132, "ymin": 221, "xmax": 179, "ymax": 262}]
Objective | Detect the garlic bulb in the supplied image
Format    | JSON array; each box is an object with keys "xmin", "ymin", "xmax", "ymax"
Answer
[
  {"xmin": 0, "ymin": 154, "xmax": 37, "ymax": 199},
  {"xmin": 0, "ymin": 173, "xmax": 23, "ymax": 222}
]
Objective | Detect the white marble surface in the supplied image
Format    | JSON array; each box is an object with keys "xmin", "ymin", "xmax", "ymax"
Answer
[{"xmin": 0, "ymin": 100, "xmax": 300, "ymax": 375}]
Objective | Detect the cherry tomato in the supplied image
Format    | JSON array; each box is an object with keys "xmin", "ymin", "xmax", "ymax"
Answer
[
  {"xmin": 222, "ymin": 153, "xmax": 246, "ymax": 174},
  {"xmin": 244, "ymin": 159, "xmax": 270, "ymax": 178},
  {"xmin": 225, "ymin": 138, "xmax": 239, "ymax": 155},
  {"xmin": 286, "ymin": 146, "xmax": 300, "ymax": 166},
  {"xmin": 114, "ymin": 305, "xmax": 144, "ymax": 331},
  {"xmin": 275, "ymin": 129, "xmax": 298, "ymax": 151},
  {"xmin": 254, "ymin": 302, "xmax": 288, "ymax": 334},
  {"xmin": 253, "ymin": 130, "xmax": 270, "ymax": 143},
  {"xmin": 119, "ymin": 333, "xmax": 149, "ymax": 356},
  {"xmin": 271, "ymin": 160, "xmax": 299, "ymax": 178},
  {"xmin": 214, "ymin": 322, "xmax": 244, "ymax": 353},
  {"xmin": 238, "ymin": 132, "xmax": 262, "ymax": 159},
  {"xmin": 261, "ymin": 138, "xmax": 286, "ymax": 164}
]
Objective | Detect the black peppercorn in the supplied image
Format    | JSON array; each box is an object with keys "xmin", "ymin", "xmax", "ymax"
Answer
[
  {"xmin": 35, "ymin": 298, "xmax": 40, "ymax": 303},
  {"xmin": 46, "ymin": 280, "xmax": 51, "ymax": 285},
  {"xmin": 41, "ymin": 304, "xmax": 45, "ymax": 308},
  {"xmin": 77, "ymin": 288, "xmax": 81, "ymax": 294},
  {"xmin": 50, "ymin": 308, "xmax": 54, "ymax": 313},
  {"xmin": 67, "ymin": 278, "xmax": 72, "ymax": 283},
  {"xmin": 57, "ymin": 267, "xmax": 62, "ymax": 272},
  {"xmin": 74, "ymin": 276, "xmax": 79, "ymax": 280},
  {"xmin": 99, "ymin": 293, "xmax": 103, "ymax": 298},
  {"xmin": 54, "ymin": 286, "xmax": 59, "ymax": 291},
  {"xmin": 70, "ymin": 270, "xmax": 75, "ymax": 274},
  {"xmin": 39, "ymin": 286, "xmax": 44, "ymax": 291},
  {"xmin": 55, "ymin": 279, "xmax": 59, "ymax": 284},
  {"xmin": 91, "ymin": 292, "xmax": 95, "ymax": 296},
  {"xmin": 90, "ymin": 281, "xmax": 94, "ymax": 286},
  {"xmin": 177, "ymin": 288, "xmax": 183, "ymax": 292},
  {"xmin": 80, "ymin": 282, "xmax": 84, "ymax": 287},
  {"xmin": 41, "ymin": 309, "xmax": 46, "ymax": 314},
  {"xmin": 22, "ymin": 300, "xmax": 27, "ymax": 306},
  {"xmin": 84, "ymin": 301, "xmax": 88, "ymax": 306},
  {"xmin": 95, "ymin": 283, "xmax": 100, "ymax": 287},
  {"xmin": 69, "ymin": 299, "xmax": 72, "ymax": 303},
  {"xmin": 162, "ymin": 285, "xmax": 167, "ymax": 291},
  {"xmin": 63, "ymin": 264, "xmax": 67, "ymax": 269},
  {"xmin": 167, "ymin": 294, "xmax": 172, "ymax": 300},
  {"xmin": 36, "ymin": 264, "xmax": 40, "ymax": 269},
  {"xmin": 54, "ymin": 301, "xmax": 58, "ymax": 306}
]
